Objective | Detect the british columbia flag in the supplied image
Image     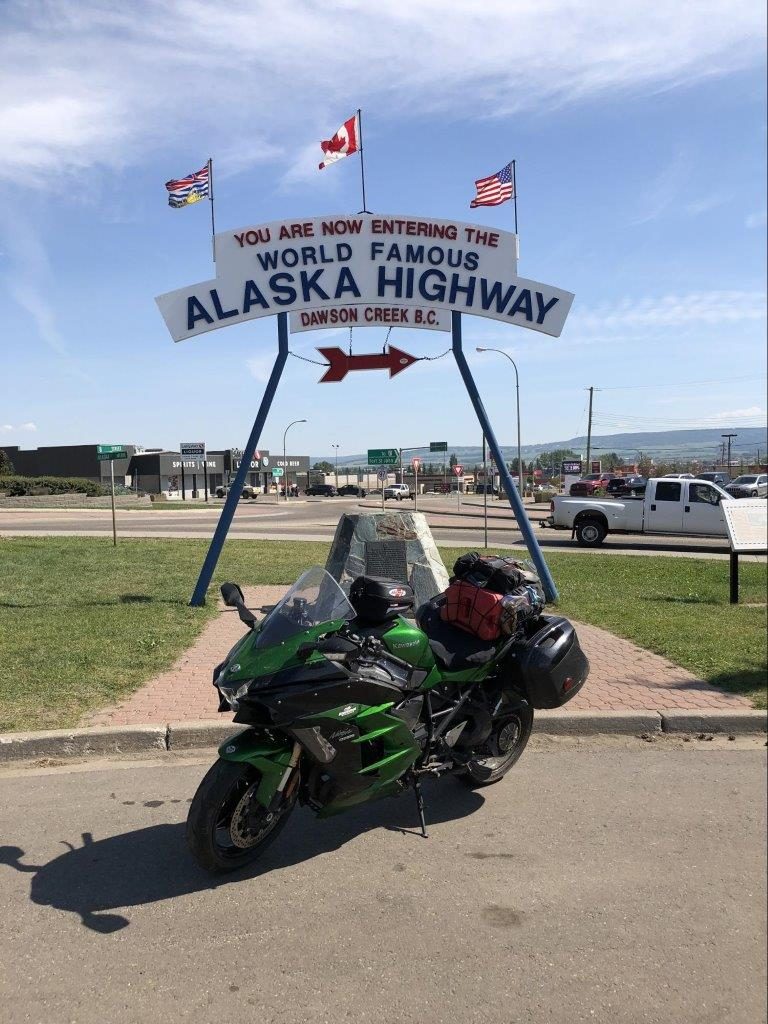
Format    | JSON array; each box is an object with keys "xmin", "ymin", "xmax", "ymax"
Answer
[{"xmin": 165, "ymin": 164, "xmax": 210, "ymax": 208}]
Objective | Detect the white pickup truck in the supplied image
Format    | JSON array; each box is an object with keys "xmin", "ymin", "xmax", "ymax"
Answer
[{"xmin": 541, "ymin": 478, "xmax": 733, "ymax": 546}]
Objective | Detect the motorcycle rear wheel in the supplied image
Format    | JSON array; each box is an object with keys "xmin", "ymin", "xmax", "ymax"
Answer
[
  {"xmin": 459, "ymin": 707, "xmax": 534, "ymax": 787},
  {"xmin": 186, "ymin": 759, "xmax": 296, "ymax": 873}
]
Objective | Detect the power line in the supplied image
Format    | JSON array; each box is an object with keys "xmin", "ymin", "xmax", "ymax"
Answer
[{"xmin": 597, "ymin": 375, "xmax": 766, "ymax": 392}]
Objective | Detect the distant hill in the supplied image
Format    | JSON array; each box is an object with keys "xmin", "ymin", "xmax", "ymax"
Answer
[{"xmin": 316, "ymin": 426, "xmax": 767, "ymax": 467}]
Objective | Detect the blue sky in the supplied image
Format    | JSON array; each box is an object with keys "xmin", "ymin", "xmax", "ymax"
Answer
[{"xmin": 1, "ymin": 0, "xmax": 766, "ymax": 460}]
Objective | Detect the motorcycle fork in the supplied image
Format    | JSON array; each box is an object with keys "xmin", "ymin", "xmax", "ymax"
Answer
[{"xmin": 218, "ymin": 729, "xmax": 297, "ymax": 809}]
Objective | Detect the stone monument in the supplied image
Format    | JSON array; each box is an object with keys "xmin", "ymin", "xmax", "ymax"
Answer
[{"xmin": 325, "ymin": 511, "xmax": 450, "ymax": 608}]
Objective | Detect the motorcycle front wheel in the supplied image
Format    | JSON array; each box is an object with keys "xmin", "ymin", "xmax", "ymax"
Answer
[
  {"xmin": 186, "ymin": 759, "xmax": 297, "ymax": 873},
  {"xmin": 459, "ymin": 707, "xmax": 534, "ymax": 787}
]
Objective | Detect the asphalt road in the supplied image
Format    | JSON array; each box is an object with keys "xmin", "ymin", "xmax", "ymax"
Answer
[
  {"xmin": 0, "ymin": 495, "xmax": 744, "ymax": 558},
  {"xmin": 0, "ymin": 740, "xmax": 765, "ymax": 1023}
]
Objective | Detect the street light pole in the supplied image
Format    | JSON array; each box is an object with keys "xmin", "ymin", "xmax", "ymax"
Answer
[
  {"xmin": 283, "ymin": 418, "xmax": 307, "ymax": 501},
  {"xmin": 332, "ymin": 444, "xmax": 340, "ymax": 490},
  {"xmin": 476, "ymin": 348, "xmax": 523, "ymax": 499}
]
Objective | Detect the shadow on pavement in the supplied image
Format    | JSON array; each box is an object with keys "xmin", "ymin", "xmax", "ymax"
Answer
[{"xmin": 0, "ymin": 779, "xmax": 484, "ymax": 935}]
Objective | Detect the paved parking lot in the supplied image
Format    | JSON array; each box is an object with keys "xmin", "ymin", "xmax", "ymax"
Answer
[{"xmin": 0, "ymin": 742, "xmax": 764, "ymax": 1024}]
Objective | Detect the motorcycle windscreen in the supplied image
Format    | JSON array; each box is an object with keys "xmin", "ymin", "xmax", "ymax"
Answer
[{"xmin": 255, "ymin": 566, "xmax": 355, "ymax": 649}]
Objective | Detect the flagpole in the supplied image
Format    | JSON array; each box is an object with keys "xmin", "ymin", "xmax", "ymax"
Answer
[
  {"xmin": 208, "ymin": 157, "xmax": 216, "ymax": 263},
  {"xmin": 357, "ymin": 108, "xmax": 369, "ymax": 214},
  {"xmin": 511, "ymin": 159, "xmax": 518, "ymax": 233}
]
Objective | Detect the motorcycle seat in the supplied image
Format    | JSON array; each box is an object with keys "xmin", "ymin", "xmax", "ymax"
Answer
[{"xmin": 415, "ymin": 598, "xmax": 497, "ymax": 672}]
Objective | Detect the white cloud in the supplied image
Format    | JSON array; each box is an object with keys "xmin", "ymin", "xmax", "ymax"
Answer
[
  {"xmin": 745, "ymin": 210, "xmax": 767, "ymax": 229},
  {"xmin": 571, "ymin": 290, "xmax": 767, "ymax": 335},
  {"xmin": 0, "ymin": 421, "xmax": 37, "ymax": 433},
  {"xmin": 247, "ymin": 355, "xmax": 275, "ymax": 383},
  {"xmin": 711, "ymin": 406, "xmax": 766, "ymax": 421},
  {"xmin": 0, "ymin": 0, "xmax": 764, "ymax": 187}
]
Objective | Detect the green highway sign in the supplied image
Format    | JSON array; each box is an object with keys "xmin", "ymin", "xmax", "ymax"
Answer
[
  {"xmin": 430, "ymin": 441, "xmax": 448, "ymax": 452},
  {"xmin": 271, "ymin": 467, "xmax": 284, "ymax": 477},
  {"xmin": 367, "ymin": 448, "xmax": 399, "ymax": 465}
]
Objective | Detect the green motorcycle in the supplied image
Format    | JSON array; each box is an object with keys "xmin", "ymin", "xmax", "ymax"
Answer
[{"xmin": 187, "ymin": 566, "xmax": 589, "ymax": 873}]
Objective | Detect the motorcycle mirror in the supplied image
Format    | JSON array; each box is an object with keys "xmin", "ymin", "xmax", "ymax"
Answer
[{"xmin": 220, "ymin": 582, "xmax": 245, "ymax": 608}]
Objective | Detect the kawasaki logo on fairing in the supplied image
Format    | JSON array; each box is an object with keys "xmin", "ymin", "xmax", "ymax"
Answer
[{"xmin": 338, "ymin": 705, "xmax": 358, "ymax": 718}]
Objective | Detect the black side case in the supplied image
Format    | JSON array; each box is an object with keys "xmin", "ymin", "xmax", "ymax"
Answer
[
  {"xmin": 509, "ymin": 615, "xmax": 589, "ymax": 709},
  {"xmin": 349, "ymin": 576, "xmax": 414, "ymax": 624}
]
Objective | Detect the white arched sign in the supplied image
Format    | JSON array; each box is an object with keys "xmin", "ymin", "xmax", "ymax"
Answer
[{"xmin": 155, "ymin": 214, "xmax": 574, "ymax": 342}]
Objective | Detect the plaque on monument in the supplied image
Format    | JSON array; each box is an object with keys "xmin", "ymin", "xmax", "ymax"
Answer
[
  {"xmin": 365, "ymin": 540, "xmax": 409, "ymax": 582},
  {"xmin": 326, "ymin": 511, "xmax": 450, "ymax": 607}
]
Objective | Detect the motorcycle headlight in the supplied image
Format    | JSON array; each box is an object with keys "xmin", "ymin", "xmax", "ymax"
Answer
[{"xmin": 217, "ymin": 679, "xmax": 254, "ymax": 709}]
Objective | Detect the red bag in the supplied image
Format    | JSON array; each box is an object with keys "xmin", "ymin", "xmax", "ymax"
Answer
[{"xmin": 440, "ymin": 581, "xmax": 504, "ymax": 641}]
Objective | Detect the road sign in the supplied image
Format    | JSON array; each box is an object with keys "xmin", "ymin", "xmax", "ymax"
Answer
[
  {"xmin": 318, "ymin": 345, "xmax": 418, "ymax": 383},
  {"xmin": 271, "ymin": 467, "xmax": 284, "ymax": 477},
  {"xmin": 180, "ymin": 441, "xmax": 206, "ymax": 458},
  {"xmin": 368, "ymin": 448, "xmax": 399, "ymax": 465},
  {"xmin": 377, "ymin": 469, "xmax": 388, "ymax": 481},
  {"xmin": 96, "ymin": 446, "xmax": 128, "ymax": 461},
  {"xmin": 411, "ymin": 457, "xmax": 422, "ymax": 470},
  {"xmin": 453, "ymin": 465, "xmax": 463, "ymax": 476},
  {"xmin": 430, "ymin": 441, "xmax": 448, "ymax": 452}
]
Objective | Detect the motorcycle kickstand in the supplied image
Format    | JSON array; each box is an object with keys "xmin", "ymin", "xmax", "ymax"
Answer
[{"xmin": 413, "ymin": 776, "xmax": 428, "ymax": 839}]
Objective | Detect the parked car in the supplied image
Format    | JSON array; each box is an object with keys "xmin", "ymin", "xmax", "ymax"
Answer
[
  {"xmin": 606, "ymin": 475, "xmax": 647, "ymax": 497},
  {"xmin": 337, "ymin": 484, "xmax": 367, "ymax": 497},
  {"xmin": 474, "ymin": 483, "xmax": 500, "ymax": 496},
  {"xmin": 662, "ymin": 473, "xmax": 695, "ymax": 479},
  {"xmin": 725, "ymin": 474, "xmax": 768, "ymax": 498},
  {"xmin": 569, "ymin": 473, "xmax": 622, "ymax": 496},
  {"xmin": 543, "ymin": 477, "xmax": 732, "ymax": 545},
  {"xmin": 383, "ymin": 483, "xmax": 412, "ymax": 501},
  {"xmin": 214, "ymin": 484, "xmax": 259, "ymax": 499},
  {"xmin": 305, "ymin": 483, "xmax": 337, "ymax": 497},
  {"xmin": 697, "ymin": 472, "xmax": 731, "ymax": 487}
]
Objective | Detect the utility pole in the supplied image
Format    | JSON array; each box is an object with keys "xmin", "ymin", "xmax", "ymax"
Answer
[
  {"xmin": 585, "ymin": 386, "xmax": 594, "ymax": 470},
  {"xmin": 722, "ymin": 433, "xmax": 737, "ymax": 473},
  {"xmin": 332, "ymin": 444, "xmax": 340, "ymax": 490}
]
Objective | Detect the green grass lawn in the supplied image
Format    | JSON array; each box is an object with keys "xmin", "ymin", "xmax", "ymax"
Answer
[{"xmin": 0, "ymin": 536, "xmax": 765, "ymax": 732}]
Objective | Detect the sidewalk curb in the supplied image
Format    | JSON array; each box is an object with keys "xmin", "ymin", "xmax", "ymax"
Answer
[{"xmin": 1, "ymin": 710, "xmax": 765, "ymax": 764}]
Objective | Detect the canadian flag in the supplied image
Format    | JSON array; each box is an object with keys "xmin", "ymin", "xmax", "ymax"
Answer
[{"xmin": 319, "ymin": 113, "xmax": 360, "ymax": 170}]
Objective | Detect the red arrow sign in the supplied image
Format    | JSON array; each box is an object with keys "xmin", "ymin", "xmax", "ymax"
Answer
[{"xmin": 317, "ymin": 345, "xmax": 419, "ymax": 383}]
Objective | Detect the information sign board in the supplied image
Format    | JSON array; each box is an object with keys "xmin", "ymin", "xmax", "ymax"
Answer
[
  {"xmin": 368, "ymin": 448, "xmax": 399, "ymax": 465},
  {"xmin": 180, "ymin": 441, "xmax": 206, "ymax": 459},
  {"xmin": 430, "ymin": 441, "xmax": 448, "ymax": 452},
  {"xmin": 722, "ymin": 500, "xmax": 767, "ymax": 552},
  {"xmin": 271, "ymin": 467, "xmax": 284, "ymax": 478}
]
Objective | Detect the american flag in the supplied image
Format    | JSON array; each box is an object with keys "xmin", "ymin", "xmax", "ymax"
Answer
[
  {"xmin": 470, "ymin": 161, "xmax": 515, "ymax": 208},
  {"xmin": 165, "ymin": 163, "xmax": 210, "ymax": 208}
]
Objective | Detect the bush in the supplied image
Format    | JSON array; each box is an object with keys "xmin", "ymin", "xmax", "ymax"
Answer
[
  {"xmin": 0, "ymin": 475, "xmax": 105, "ymax": 497},
  {"xmin": 535, "ymin": 488, "xmax": 558, "ymax": 503}
]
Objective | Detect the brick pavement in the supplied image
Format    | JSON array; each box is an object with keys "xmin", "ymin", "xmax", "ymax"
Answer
[{"xmin": 84, "ymin": 585, "xmax": 751, "ymax": 727}]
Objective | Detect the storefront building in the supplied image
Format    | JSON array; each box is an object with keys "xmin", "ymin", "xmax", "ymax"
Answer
[{"xmin": 2, "ymin": 443, "xmax": 311, "ymax": 498}]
